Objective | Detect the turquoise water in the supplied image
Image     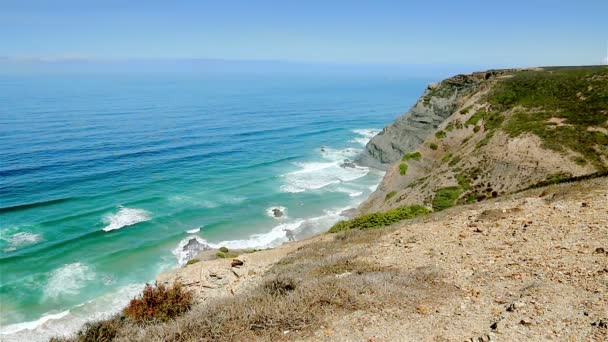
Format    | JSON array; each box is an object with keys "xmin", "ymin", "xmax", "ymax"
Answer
[{"xmin": 0, "ymin": 73, "xmax": 429, "ymax": 340}]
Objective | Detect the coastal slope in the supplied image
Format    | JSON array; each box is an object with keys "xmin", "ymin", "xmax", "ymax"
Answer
[{"xmin": 360, "ymin": 66, "xmax": 608, "ymax": 214}]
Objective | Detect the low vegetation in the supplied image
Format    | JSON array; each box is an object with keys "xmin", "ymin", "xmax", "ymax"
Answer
[
  {"xmin": 432, "ymin": 186, "xmax": 462, "ymax": 211},
  {"xmin": 328, "ymin": 205, "xmax": 430, "ymax": 233},
  {"xmin": 385, "ymin": 191, "xmax": 397, "ymax": 201},
  {"xmin": 435, "ymin": 130, "xmax": 447, "ymax": 139},
  {"xmin": 486, "ymin": 67, "xmax": 608, "ymax": 169},
  {"xmin": 123, "ymin": 282, "xmax": 194, "ymax": 323},
  {"xmin": 402, "ymin": 151, "xmax": 422, "ymax": 161},
  {"xmin": 429, "ymin": 142, "xmax": 438, "ymax": 150},
  {"xmin": 399, "ymin": 163, "xmax": 408, "ymax": 175}
]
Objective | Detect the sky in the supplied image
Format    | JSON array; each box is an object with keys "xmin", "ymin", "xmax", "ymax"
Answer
[{"xmin": 1, "ymin": 0, "xmax": 607, "ymax": 71}]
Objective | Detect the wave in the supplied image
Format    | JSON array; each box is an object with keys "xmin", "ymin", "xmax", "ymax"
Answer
[
  {"xmin": 172, "ymin": 235, "xmax": 212, "ymax": 266},
  {"xmin": 0, "ymin": 197, "xmax": 74, "ymax": 214},
  {"xmin": 102, "ymin": 206, "xmax": 151, "ymax": 232},
  {"xmin": 43, "ymin": 263, "xmax": 96, "ymax": 300},
  {"xmin": 168, "ymin": 195, "xmax": 218, "ymax": 208},
  {"xmin": 350, "ymin": 128, "xmax": 380, "ymax": 146},
  {"xmin": 266, "ymin": 206, "xmax": 287, "ymax": 219},
  {"xmin": 334, "ymin": 187, "xmax": 364, "ymax": 197},
  {"xmin": 1, "ymin": 230, "xmax": 43, "ymax": 252},
  {"xmin": 185, "ymin": 227, "xmax": 201, "ymax": 234},
  {"xmin": 280, "ymin": 161, "xmax": 369, "ymax": 193},
  {"xmin": 1, "ymin": 283, "xmax": 144, "ymax": 342},
  {"xmin": 205, "ymin": 206, "xmax": 351, "ymax": 251},
  {"xmin": 320, "ymin": 147, "xmax": 361, "ymax": 162}
]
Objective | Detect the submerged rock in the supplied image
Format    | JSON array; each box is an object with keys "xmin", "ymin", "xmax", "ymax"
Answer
[
  {"xmin": 272, "ymin": 208, "xmax": 284, "ymax": 218},
  {"xmin": 340, "ymin": 162, "xmax": 357, "ymax": 169}
]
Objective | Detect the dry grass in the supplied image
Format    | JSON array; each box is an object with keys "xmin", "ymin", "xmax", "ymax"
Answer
[{"xmin": 57, "ymin": 227, "xmax": 456, "ymax": 342}]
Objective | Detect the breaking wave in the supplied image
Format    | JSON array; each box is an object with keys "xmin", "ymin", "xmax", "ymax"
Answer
[{"xmin": 102, "ymin": 206, "xmax": 151, "ymax": 232}]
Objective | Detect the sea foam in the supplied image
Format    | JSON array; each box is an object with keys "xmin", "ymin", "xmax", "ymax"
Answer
[
  {"xmin": 102, "ymin": 206, "xmax": 151, "ymax": 232},
  {"xmin": 44, "ymin": 263, "xmax": 96, "ymax": 300},
  {"xmin": 280, "ymin": 161, "xmax": 369, "ymax": 193},
  {"xmin": 1, "ymin": 230, "xmax": 43, "ymax": 252},
  {"xmin": 350, "ymin": 128, "xmax": 380, "ymax": 146}
]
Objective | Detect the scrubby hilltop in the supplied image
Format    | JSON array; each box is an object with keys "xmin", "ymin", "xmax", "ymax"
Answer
[{"xmin": 360, "ymin": 66, "xmax": 608, "ymax": 214}]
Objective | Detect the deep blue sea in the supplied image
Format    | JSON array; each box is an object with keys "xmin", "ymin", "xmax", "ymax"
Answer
[{"xmin": 0, "ymin": 72, "xmax": 430, "ymax": 340}]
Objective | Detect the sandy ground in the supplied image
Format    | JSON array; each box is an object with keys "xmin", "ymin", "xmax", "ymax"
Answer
[{"xmin": 159, "ymin": 178, "xmax": 608, "ymax": 341}]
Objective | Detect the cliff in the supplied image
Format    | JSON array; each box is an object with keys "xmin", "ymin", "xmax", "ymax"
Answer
[{"xmin": 359, "ymin": 66, "xmax": 608, "ymax": 214}]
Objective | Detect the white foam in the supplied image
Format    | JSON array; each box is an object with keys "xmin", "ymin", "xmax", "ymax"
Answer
[
  {"xmin": 334, "ymin": 187, "xmax": 364, "ymax": 197},
  {"xmin": 205, "ymin": 206, "xmax": 352, "ymax": 251},
  {"xmin": 266, "ymin": 206, "xmax": 287, "ymax": 219},
  {"xmin": 280, "ymin": 161, "xmax": 369, "ymax": 193},
  {"xmin": 219, "ymin": 195, "xmax": 247, "ymax": 205},
  {"xmin": 1, "ymin": 283, "xmax": 145, "ymax": 342},
  {"xmin": 350, "ymin": 128, "xmax": 380, "ymax": 146},
  {"xmin": 320, "ymin": 147, "xmax": 361, "ymax": 161},
  {"xmin": 1, "ymin": 231, "xmax": 43, "ymax": 252},
  {"xmin": 186, "ymin": 227, "xmax": 201, "ymax": 234},
  {"xmin": 0, "ymin": 310, "xmax": 70, "ymax": 335},
  {"xmin": 172, "ymin": 235, "xmax": 211, "ymax": 266},
  {"xmin": 168, "ymin": 195, "xmax": 218, "ymax": 208},
  {"xmin": 44, "ymin": 263, "xmax": 96, "ymax": 300},
  {"xmin": 102, "ymin": 206, "xmax": 151, "ymax": 231}
]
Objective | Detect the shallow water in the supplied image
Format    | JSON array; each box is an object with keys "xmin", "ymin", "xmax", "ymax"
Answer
[{"xmin": 0, "ymin": 72, "xmax": 430, "ymax": 340}]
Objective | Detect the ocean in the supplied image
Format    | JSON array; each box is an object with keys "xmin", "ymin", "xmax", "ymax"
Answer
[{"xmin": 0, "ymin": 72, "xmax": 430, "ymax": 340}]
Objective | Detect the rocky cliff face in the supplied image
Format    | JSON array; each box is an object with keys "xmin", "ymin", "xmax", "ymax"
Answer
[
  {"xmin": 357, "ymin": 72, "xmax": 498, "ymax": 169},
  {"xmin": 359, "ymin": 66, "xmax": 608, "ymax": 214}
]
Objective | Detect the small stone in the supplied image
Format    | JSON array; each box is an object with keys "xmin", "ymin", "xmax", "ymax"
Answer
[
  {"xmin": 490, "ymin": 322, "xmax": 498, "ymax": 330},
  {"xmin": 520, "ymin": 318, "xmax": 534, "ymax": 326},
  {"xmin": 416, "ymin": 304, "xmax": 430, "ymax": 314},
  {"xmin": 231, "ymin": 259, "xmax": 244, "ymax": 267},
  {"xmin": 594, "ymin": 247, "xmax": 605, "ymax": 254}
]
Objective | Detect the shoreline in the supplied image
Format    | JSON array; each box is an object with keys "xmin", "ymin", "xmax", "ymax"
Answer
[{"xmin": 0, "ymin": 129, "xmax": 385, "ymax": 342}]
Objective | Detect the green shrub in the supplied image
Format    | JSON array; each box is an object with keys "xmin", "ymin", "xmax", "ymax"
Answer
[
  {"xmin": 448, "ymin": 155, "xmax": 461, "ymax": 167},
  {"xmin": 123, "ymin": 282, "xmax": 193, "ymax": 323},
  {"xmin": 185, "ymin": 259, "xmax": 199, "ymax": 266},
  {"xmin": 574, "ymin": 157, "xmax": 587, "ymax": 166},
  {"xmin": 441, "ymin": 153, "xmax": 453, "ymax": 163},
  {"xmin": 459, "ymin": 105, "xmax": 473, "ymax": 114},
  {"xmin": 429, "ymin": 143, "xmax": 438, "ymax": 150},
  {"xmin": 216, "ymin": 252, "xmax": 239, "ymax": 259},
  {"xmin": 402, "ymin": 152, "xmax": 422, "ymax": 161},
  {"xmin": 219, "ymin": 246, "xmax": 229, "ymax": 253},
  {"xmin": 328, "ymin": 205, "xmax": 431, "ymax": 233},
  {"xmin": 399, "ymin": 163, "xmax": 408, "ymax": 175},
  {"xmin": 445, "ymin": 123, "xmax": 455, "ymax": 132},
  {"xmin": 432, "ymin": 187, "xmax": 462, "ymax": 211},
  {"xmin": 473, "ymin": 125, "xmax": 481, "ymax": 133},
  {"xmin": 466, "ymin": 111, "xmax": 486, "ymax": 126},
  {"xmin": 435, "ymin": 130, "xmax": 447, "ymax": 139},
  {"xmin": 385, "ymin": 191, "xmax": 397, "ymax": 201},
  {"xmin": 456, "ymin": 173, "xmax": 471, "ymax": 190}
]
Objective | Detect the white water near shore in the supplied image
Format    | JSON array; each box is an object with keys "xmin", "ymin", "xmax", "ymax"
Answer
[{"xmin": 1, "ymin": 128, "xmax": 384, "ymax": 341}]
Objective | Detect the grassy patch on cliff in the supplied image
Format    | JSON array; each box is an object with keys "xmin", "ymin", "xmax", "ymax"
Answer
[
  {"xmin": 402, "ymin": 151, "xmax": 422, "ymax": 161},
  {"xmin": 432, "ymin": 187, "xmax": 462, "ymax": 211},
  {"xmin": 399, "ymin": 163, "xmax": 408, "ymax": 175},
  {"xmin": 487, "ymin": 67, "xmax": 608, "ymax": 169},
  {"xmin": 328, "ymin": 205, "xmax": 431, "ymax": 233}
]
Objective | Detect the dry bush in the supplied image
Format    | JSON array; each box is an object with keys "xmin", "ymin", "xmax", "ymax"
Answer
[
  {"xmin": 50, "ymin": 316, "xmax": 124, "ymax": 342},
  {"xmin": 123, "ymin": 282, "xmax": 193, "ymax": 323}
]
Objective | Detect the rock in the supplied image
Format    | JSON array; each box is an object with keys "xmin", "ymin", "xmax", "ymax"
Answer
[
  {"xmin": 340, "ymin": 162, "xmax": 357, "ymax": 169},
  {"xmin": 490, "ymin": 322, "xmax": 498, "ymax": 330},
  {"xmin": 231, "ymin": 259, "xmax": 244, "ymax": 267},
  {"xmin": 594, "ymin": 247, "xmax": 605, "ymax": 254},
  {"xmin": 272, "ymin": 208, "xmax": 284, "ymax": 218}
]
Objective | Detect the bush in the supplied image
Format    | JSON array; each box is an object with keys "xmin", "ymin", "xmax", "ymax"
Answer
[
  {"xmin": 435, "ymin": 130, "xmax": 447, "ymax": 139},
  {"xmin": 445, "ymin": 123, "xmax": 455, "ymax": 132},
  {"xmin": 219, "ymin": 246, "xmax": 229, "ymax": 253},
  {"xmin": 441, "ymin": 153, "xmax": 453, "ymax": 163},
  {"xmin": 328, "ymin": 205, "xmax": 431, "ymax": 233},
  {"xmin": 448, "ymin": 155, "xmax": 461, "ymax": 167},
  {"xmin": 402, "ymin": 151, "xmax": 422, "ymax": 161},
  {"xmin": 399, "ymin": 163, "xmax": 408, "ymax": 175},
  {"xmin": 123, "ymin": 282, "xmax": 193, "ymax": 323},
  {"xmin": 50, "ymin": 316, "xmax": 124, "ymax": 342},
  {"xmin": 185, "ymin": 259, "xmax": 199, "ymax": 266},
  {"xmin": 429, "ymin": 143, "xmax": 438, "ymax": 150},
  {"xmin": 216, "ymin": 252, "xmax": 239, "ymax": 259},
  {"xmin": 473, "ymin": 125, "xmax": 481, "ymax": 133},
  {"xmin": 385, "ymin": 191, "xmax": 397, "ymax": 201},
  {"xmin": 432, "ymin": 187, "xmax": 462, "ymax": 211},
  {"xmin": 466, "ymin": 111, "xmax": 486, "ymax": 126}
]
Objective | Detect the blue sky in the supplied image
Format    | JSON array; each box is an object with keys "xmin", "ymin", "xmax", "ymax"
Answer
[{"xmin": 1, "ymin": 0, "xmax": 607, "ymax": 68}]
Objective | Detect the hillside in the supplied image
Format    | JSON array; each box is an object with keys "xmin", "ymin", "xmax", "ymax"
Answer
[
  {"xmin": 359, "ymin": 66, "xmax": 608, "ymax": 214},
  {"xmin": 51, "ymin": 67, "xmax": 608, "ymax": 342}
]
